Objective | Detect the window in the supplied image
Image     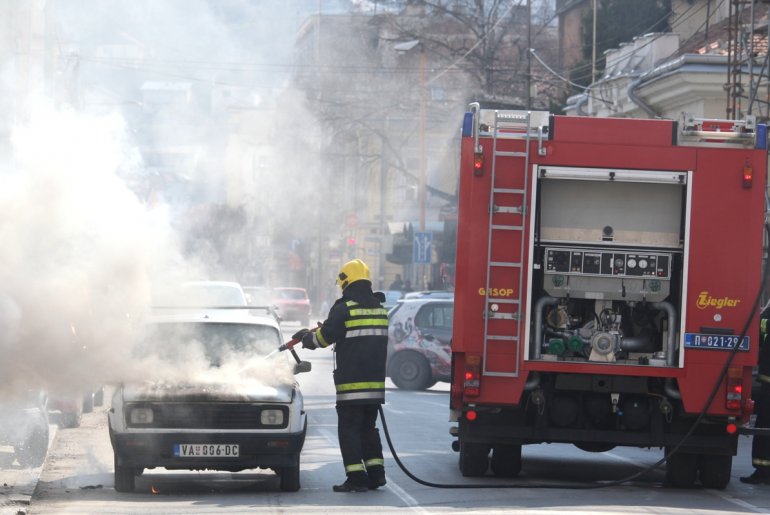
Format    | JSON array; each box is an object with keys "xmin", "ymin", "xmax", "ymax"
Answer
[{"xmin": 415, "ymin": 304, "xmax": 453, "ymax": 330}]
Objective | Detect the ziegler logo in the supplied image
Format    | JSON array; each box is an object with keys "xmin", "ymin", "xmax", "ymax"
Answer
[{"xmin": 696, "ymin": 291, "xmax": 741, "ymax": 310}]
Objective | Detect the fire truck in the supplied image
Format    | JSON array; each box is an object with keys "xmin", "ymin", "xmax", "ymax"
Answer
[{"xmin": 450, "ymin": 104, "xmax": 768, "ymax": 489}]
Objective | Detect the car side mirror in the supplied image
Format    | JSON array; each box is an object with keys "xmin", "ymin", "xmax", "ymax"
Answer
[{"xmin": 294, "ymin": 361, "xmax": 312, "ymax": 374}]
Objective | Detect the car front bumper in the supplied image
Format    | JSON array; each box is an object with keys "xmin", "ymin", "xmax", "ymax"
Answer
[{"xmin": 110, "ymin": 428, "xmax": 306, "ymax": 470}]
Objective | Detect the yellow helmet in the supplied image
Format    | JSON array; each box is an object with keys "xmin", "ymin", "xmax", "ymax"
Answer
[{"xmin": 337, "ymin": 259, "xmax": 370, "ymax": 290}]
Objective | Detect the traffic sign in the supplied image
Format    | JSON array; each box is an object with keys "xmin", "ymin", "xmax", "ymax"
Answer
[{"xmin": 413, "ymin": 231, "xmax": 432, "ymax": 264}]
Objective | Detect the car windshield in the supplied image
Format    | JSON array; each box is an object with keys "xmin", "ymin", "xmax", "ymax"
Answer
[{"xmin": 139, "ymin": 322, "xmax": 282, "ymax": 364}]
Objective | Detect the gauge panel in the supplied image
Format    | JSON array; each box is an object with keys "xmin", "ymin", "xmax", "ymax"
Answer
[{"xmin": 545, "ymin": 248, "xmax": 671, "ymax": 279}]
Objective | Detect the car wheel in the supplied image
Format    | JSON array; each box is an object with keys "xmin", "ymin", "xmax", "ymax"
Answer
[
  {"xmin": 389, "ymin": 351, "xmax": 435, "ymax": 390},
  {"xmin": 278, "ymin": 458, "xmax": 301, "ymax": 492},
  {"xmin": 82, "ymin": 392, "xmax": 94, "ymax": 414},
  {"xmin": 114, "ymin": 454, "xmax": 136, "ymax": 493},
  {"xmin": 60, "ymin": 410, "xmax": 81, "ymax": 428},
  {"xmin": 459, "ymin": 441, "xmax": 489, "ymax": 477},
  {"xmin": 15, "ymin": 427, "xmax": 49, "ymax": 468},
  {"xmin": 94, "ymin": 387, "xmax": 105, "ymax": 407},
  {"xmin": 698, "ymin": 454, "xmax": 732, "ymax": 489}
]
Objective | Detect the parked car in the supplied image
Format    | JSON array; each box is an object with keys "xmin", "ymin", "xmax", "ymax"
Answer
[
  {"xmin": 380, "ymin": 290, "xmax": 404, "ymax": 311},
  {"xmin": 271, "ymin": 287, "xmax": 311, "ymax": 325},
  {"xmin": 387, "ymin": 297, "xmax": 454, "ymax": 390},
  {"xmin": 243, "ymin": 286, "xmax": 282, "ymax": 322},
  {"xmin": 179, "ymin": 281, "xmax": 248, "ymax": 307},
  {"xmin": 0, "ymin": 390, "xmax": 49, "ymax": 467},
  {"xmin": 109, "ymin": 308, "xmax": 310, "ymax": 493},
  {"xmin": 402, "ymin": 290, "xmax": 454, "ymax": 300},
  {"xmin": 47, "ymin": 387, "xmax": 104, "ymax": 428}
]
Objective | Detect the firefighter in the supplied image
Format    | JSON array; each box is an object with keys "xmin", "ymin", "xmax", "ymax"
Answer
[
  {"xmin": 742, "ymin": 311, "xmax": 770, "ymax": 484},
  {"xmin": 292, "ymin": 258, "xmax": 389, "ymax": 492}
]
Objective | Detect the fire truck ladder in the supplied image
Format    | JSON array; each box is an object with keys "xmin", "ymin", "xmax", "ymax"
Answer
[{"xmin": 481, "ymin": 110, "xmax": 536, "ymax": 378}]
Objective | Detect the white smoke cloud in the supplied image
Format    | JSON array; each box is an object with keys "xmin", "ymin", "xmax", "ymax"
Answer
[{"xmin": 0, "ymin": 99, "xmax": 191, "ymax": 397}]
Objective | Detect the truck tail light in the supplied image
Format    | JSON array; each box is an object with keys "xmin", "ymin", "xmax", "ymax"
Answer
[
  {"xmin": 726, "ymin": 367, "xmax": 743, "ymax": 411},
  {"xmin": 743, "ymin": 164, "xmax": 753, "ymax": 188},
  {"xmin": 473, "ymin": 153, "xmax": 484, "ymax": 176},
  {"xmin": 464, "ymin": 354, "xmax": 482, "ymax": 397}
]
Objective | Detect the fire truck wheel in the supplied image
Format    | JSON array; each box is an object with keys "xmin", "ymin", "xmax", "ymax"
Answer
[
  {"xmin": 389, "ymin": 351, "xmax": 435, "ymax": 390},
  {"xmin": 459, "ymin": 442, "xmax": 490, "ymax": 477},
  {"xmin": 665, "ymin": 448, "xmax": 697, "ymax": 488},
  {"xmin": 698, "ymin": 454, "xmax": 732, "ymax": 489},
  {"xmin": 490, "ymin": 445, "xmax": 522, "ymax": 477}
]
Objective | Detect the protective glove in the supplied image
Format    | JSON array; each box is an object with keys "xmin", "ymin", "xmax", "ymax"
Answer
[
  {"xmin": 291, "ymin": 328, "xmax": 310, "ymax": 341},
  {"xmin": 301, "ymin": 331, "xmax": 318, "ymax": 350}
]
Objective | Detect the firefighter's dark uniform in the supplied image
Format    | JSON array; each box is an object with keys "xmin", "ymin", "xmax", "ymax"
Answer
[
  {"xmin": 742, "ymin": 315, "xmax": 770, "ymax": 484},
  {"xmin": 296, "ymin": 268, "xmax": 389, "ymax": 492}
]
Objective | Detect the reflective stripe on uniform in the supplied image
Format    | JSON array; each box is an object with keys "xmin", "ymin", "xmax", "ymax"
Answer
[
  {"xmin": 365, "ymin": 458, "xmax": 384, "ymax": 468},
  {"xmin": 345, "ymin": 463, "xmax": 366, "ymax": 473},
  {"xmin": 754, "ymin": 458, "xmax": 770, "ymax": 467},
  {"xmin": 314, "ymin": 329, "xmax": 330, "ymax": 348},
  {"xmin": 337, "ymin": 391, "xmax": 385, "ymax": 402},
  {"xmin": 760, "ymin": 374, "xmax": 770, "ymax": 384},
  {"xmin": 762, "ymin": 318, "xmax": 768, "ymax": 336},
  {"xmin": 345, "ymin": 318, "xmax": 388, "ymax": 328},
  {"xmin": 350, "ymin": 308, "xmax": 388, "ymax": 317},
  {"xmin": 346, "ymin": 328, "xmax": 388, "ymax": 338},
  {"xmin": 337, "ymin": 381, "xmax": 385, "ymax": 392}
]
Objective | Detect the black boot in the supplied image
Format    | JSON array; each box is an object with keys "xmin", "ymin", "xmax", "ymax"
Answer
[
  {"xmin": 333, "ymin": 471, "xmax": 369, "ymax": 493},
  {"xmin": 740, "ymin": 469, "xmax": 770, "ymax": 485},
  {"xmin": 367, "ymin": 465, "xmax": 386, "ymax": 490}
]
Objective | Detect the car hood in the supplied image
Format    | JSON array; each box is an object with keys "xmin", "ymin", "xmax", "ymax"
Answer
[{"xmin": 121, "ymin": 381, "xmax": 295, "ymax": 403}]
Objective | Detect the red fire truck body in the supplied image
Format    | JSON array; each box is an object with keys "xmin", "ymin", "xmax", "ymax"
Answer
[{"xmin": 450, "ymin": 106, "xmax": 767, "ymax": 488}]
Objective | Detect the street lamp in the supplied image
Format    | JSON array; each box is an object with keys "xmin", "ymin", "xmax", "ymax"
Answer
[
  {"xmin": 394, "ymin": 40, "xmax": 426, "ymax": 233},
  {"xmin": 395, "ymin": 39, "xmax": 427, "ymax": 289}
]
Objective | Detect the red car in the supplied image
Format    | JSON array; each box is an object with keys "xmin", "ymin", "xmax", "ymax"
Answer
[{"xmin": 271, "ymin": 287, "xmax": 311, "ymax": 326}]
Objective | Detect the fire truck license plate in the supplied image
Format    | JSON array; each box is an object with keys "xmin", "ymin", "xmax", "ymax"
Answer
[
  {"xmin": 173, "ymin": 444, "xmax": 239, "ymax": 458},
  {"xmin": 684, "ymin": 333, "xmax": 749, "ymax": 351}
]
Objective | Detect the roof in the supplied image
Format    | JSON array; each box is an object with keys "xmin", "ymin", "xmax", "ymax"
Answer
[{"xmin": 148, "ymin": 308, "xmax": 280, "ymax": 330}]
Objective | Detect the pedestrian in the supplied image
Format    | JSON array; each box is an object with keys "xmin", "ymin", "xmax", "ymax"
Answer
[
  {"xmin": 403, "ymin": 279, "xmax": 413, "ymax": 293},
  {"xmin": 292, "ymin": 258, "xmax": 389, "ymax": 492},
  {"xmin": 389, "ymin": 274, "xmax": 404, "ymax": 291},
  {"xmin": 741, "ymin": 309, "xmax": 770, "ymax": 484}
]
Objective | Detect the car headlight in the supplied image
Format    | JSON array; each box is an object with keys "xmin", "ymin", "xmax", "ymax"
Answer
[
  {"xmin": 260, "ymin": 409, "xmax": 284, "ymax": 425},
  {"xmin": 129, "ymin": 407, "xmax": 154, "ymax": 424}
]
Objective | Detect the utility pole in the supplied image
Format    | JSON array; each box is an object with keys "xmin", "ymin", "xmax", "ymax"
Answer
[
  {"xmin": 592, "ymin": 0, "xmax": 597, "ymax": 83},
  {"xmin": 526, "ymin": 0, "xmax": 532, "ymax": 109}
]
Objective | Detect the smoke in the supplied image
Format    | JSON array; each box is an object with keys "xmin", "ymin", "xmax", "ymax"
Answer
[
  {"xmin": 0, "ymin": 0, "xmax": 325, "ymax": 402},
  {"xmin": 0, "ymin": 99, "xmax": 194, "ymax": 398}
]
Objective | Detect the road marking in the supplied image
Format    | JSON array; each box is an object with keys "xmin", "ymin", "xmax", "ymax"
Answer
[
  {"xmin": 606, "ymin": 451, "xmax": 769, "ymax": 513},
  {"xmin": 707, "ymin": 491, "xmax": 769, "ymax": 514},
  {"xmin": 315, "ymin": 425, "xmax": 427, "ymax": 513}
]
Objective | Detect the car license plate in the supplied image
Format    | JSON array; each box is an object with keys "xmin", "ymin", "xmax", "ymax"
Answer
[
  {"xmin": 684, "ymin": 333, "xmax": 749, "ymax": 351},
  {"xmin": 173, "ymin": 444, "xmax": 240, "ymax": 458}
]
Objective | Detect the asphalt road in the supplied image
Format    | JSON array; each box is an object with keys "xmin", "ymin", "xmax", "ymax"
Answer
[{"xmin": 3, "ymin": 323, "xmax": 770, "ymax": 514}]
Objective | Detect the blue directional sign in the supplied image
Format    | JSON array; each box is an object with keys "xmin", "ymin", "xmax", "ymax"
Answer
[{"xmin": 413, "ymin": 231, "xmax": 432, "ymax": 264}]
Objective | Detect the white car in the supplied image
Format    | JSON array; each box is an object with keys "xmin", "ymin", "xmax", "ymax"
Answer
[
  {"xmin": 108, "ymin": 308, "xmax": 310, "ymax": 492},
  {"xmin": 387, "ymin": 297, "xmax": 454, "ymax": 390}
]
